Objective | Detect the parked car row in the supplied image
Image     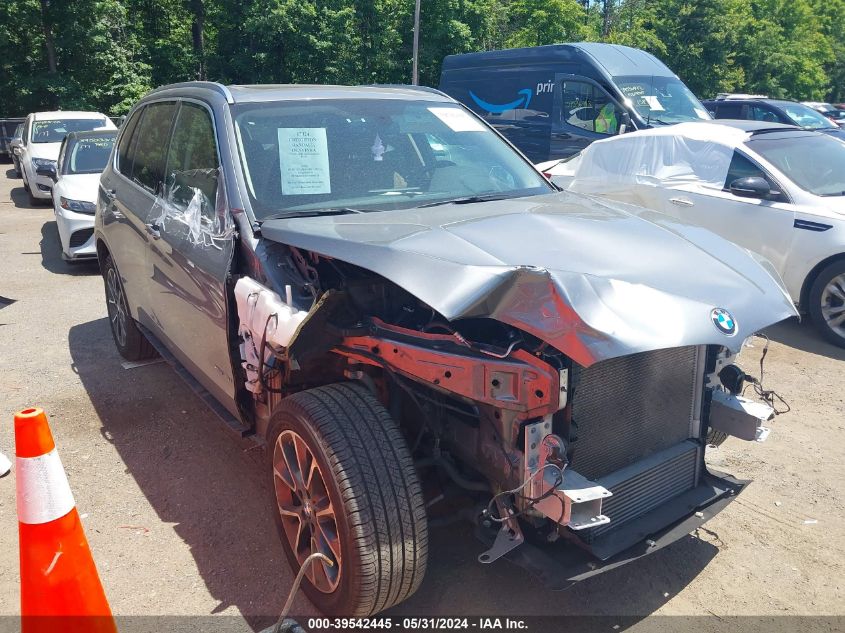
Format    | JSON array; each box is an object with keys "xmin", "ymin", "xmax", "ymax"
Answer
[{"xmin": 3, "ymin": 110, "xmax": 116, "ymax": 260}]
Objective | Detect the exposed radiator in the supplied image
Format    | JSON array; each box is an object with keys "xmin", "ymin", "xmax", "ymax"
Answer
[
  {"xmin": 568, "ymin": 346, "xmax": 705, "ymax": 540},
  {"xmin": 569, "ymin": 345, "xmax": 702, "ymax": 480}
]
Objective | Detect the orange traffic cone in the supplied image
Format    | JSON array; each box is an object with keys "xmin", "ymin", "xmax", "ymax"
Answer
[{"xmin": 15, "ymin": 407, "xmax": 117, "ymax": 633}]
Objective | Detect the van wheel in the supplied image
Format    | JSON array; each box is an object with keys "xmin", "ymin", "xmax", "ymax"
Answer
[
  {"xmin": 808, "ymin": 260, "xmax": 845, "ymax": 348},
  {"xmin": 268, "ymin": 382, "xmax": 428, "ymax": 616},
  {"xmin": 102, "ymin": 254, "xmax": 156, "ymax": 361}
]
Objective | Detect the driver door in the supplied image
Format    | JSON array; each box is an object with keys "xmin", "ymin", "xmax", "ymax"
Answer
[
  {"xmin": 659, "ymin": 150, "xmax": 795, "ymax": 276},
  {"xmin": 550, "ymin": 76, "xmax": 629, "ymax": 159},
  {"xmin": 145, "ymin": 100, "xmax": 238, "ymax": 414}
]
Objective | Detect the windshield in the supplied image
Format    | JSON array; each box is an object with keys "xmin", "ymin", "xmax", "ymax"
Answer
[
  {"xmin": 615, "ymin": 76, "xmax": 710, "ymax": 124},
  {"xmin": 232, "ymin": 99, "xmax": 552, "ymax": 220},
  {"xmin": 779, "ymin": 103, "xmax": 838, "ymax": 130},
  {"xmin": 748, "ymin": 133, "xmax": 845, "ymax": 196},
  {"xmin": 62, "ymin": 134, "xmax": 116, "ymax": 175},
  {"xmin": 31, "ymin": 118, "xmax": 107, "ymax": 143}
]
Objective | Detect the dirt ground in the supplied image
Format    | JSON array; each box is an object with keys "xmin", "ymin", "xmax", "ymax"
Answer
[{"xmin": 0, "ymin": 164, "xmax": 843, "ymax": 631}]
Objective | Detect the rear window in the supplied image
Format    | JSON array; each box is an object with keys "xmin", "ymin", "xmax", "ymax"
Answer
[
  {"xmin": 62, "ymin": 135, "xmax": 116, "ymax": 175},
  {"xmin": 31, "ymin": 118, "xmax": 107, "ymax": 143}
]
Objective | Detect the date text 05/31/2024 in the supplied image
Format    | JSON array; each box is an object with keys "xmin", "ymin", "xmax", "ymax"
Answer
[{"xmin": 306, "ymin": 618, "xmax": 529, "ymax": 630}]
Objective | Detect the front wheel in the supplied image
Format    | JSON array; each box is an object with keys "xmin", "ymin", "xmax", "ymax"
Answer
[
  {"xmin": 268, "ymin": 382, "xmax": 428, "ymax": 616},
  {"xmin": 808, "ymin": 260, "xmax": 845, "ymax": 348}
]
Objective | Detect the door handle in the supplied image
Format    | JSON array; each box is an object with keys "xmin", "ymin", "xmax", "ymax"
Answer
[
  {"xmin": 102, "ymin": 187, "xmax": 116, "ymax": 201},
  {"xmin": 145, "ymin": 222, "xmax": 161, "ymax": 239},
  {"xmin": 669, "ymin": 197, "xmax": 694, "ymax": 207}
]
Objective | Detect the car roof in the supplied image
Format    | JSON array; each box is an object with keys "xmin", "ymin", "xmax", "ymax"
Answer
[
  {"xmin": 64, "ymin": 130, "xmax": 118, "ymax": 141},
  {"xmin": 31, "ymin": 111, "xmax": 109, "ymax": 120},
  {"xmin": 144, "ymin": 81, "xmax": 452, "ymax": 105},
  {"xmin": 703, "ymin": 97, "xmax": 801, "ymax": 109},
  {"xmin": 699, "ymin": 119, "xmax": 798, "ymax": 133}
]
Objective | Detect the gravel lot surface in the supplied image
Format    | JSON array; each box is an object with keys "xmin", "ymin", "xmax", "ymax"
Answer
[{"xmin": 0, "ymin": 165, "xmax": 842, "ymax": 631}]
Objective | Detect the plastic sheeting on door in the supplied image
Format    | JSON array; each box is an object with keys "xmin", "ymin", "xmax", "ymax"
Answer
[
  {"xmin": 568, "ymin": 122, "xmax": 748, "ymax": 197},
  {"xmin": 149, "ymin": 169, "xmax": 234, "ymax": 249}
]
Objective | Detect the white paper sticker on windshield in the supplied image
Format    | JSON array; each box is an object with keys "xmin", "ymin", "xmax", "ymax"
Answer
[
  {"xmin": 694, "ymin": 108, "xmax": 710, "ymax": 120},
  {"xmin": 643, "ymin": 96, "xmax": 665, "ymax": 112},
  {"xmin": 428, "ymin": 107, "xmax": 485, "ymax": 132},
  {"xmin": 278, "ymin": 128, "xmax": 331, "ymax": 195}
]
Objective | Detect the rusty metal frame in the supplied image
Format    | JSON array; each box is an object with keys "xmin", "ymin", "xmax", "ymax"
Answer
[{"xmin": 332, "ymin": 319, "xmax": 560, "ymax": 417}]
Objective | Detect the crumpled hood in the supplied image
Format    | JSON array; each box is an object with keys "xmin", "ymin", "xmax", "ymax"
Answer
[{"xmin": 261, "ymin": 192, "xmax": 797, "ymax": 367}]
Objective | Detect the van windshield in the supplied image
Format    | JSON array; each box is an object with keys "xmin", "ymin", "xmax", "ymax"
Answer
[
  {"xmin": 616, "ymin": 76, "xmax": 710, "ymax": 125},
  {"xmin": 233, "ymin": 99, "xmax": 552, "ymax": 220}
]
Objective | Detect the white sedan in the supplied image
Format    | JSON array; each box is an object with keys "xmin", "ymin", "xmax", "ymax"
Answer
[
  {"xmin": 18, "ymin": 110, "xmax": 115, "ymax": 205},
  {"xmin": 541, "ymin": 120, "xmax": 845, "ymax": 347},
  {"xmin": 43, "ymin": 130, "xmax": 116, "ymax": 261}
]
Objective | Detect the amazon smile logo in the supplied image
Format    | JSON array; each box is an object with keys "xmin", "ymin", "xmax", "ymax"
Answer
[{"xmin": 469, "ymin": 88, "xmax": 533, "ymax": 114}]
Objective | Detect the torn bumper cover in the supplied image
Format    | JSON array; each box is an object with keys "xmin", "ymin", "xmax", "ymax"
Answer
[{"xmin": 261, "ymin": 192, "xmax": 798, "ymax": 367}]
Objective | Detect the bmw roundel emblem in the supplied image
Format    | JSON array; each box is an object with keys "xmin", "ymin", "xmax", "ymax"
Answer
[{"xmin": 711, "ymin": 308, "xmax": 737, "ymax": 336}]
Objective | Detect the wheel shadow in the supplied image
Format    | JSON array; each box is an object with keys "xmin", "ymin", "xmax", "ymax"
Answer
[
  {"xmin": 764, "ymin": 317, "xmax": 845, "ymax": 362},
  {"xmin": 70, "ymin": 318, "xmax": 722, "ymax": 630},
  {"xmin": 5, "ymin": 166, "xmax": 19, "ymax": 179},
  {"xmin": 39, "ymin": 220, "xmax": 99, "ymax": 276}
]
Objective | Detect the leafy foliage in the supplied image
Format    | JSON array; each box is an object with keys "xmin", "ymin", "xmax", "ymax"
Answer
[{"xmin": 1, "ymin": 0, "xmax": 843, "ymax": 117}]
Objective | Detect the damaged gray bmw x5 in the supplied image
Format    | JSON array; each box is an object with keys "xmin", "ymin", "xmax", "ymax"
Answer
[{"xmin": 95, "ymin": 82, "xmax": 798, "ymax": 616}]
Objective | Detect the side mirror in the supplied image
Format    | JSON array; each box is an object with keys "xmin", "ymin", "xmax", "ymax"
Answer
[
  {"xmin": 36, "ymin": 163, "xmax": 58, "ymax": 182},
  {"xmin": 618, "ymin": 112, "xmax": 631, "ymax": 134},
  {"xmin": 730, "ymin": 176, "xmax": 770, "ymax": 199}
]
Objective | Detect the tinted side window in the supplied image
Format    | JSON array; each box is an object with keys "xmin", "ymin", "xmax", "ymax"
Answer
[
  {"xmin": 164, "ymin": 103, "xmax": 219, "ymax": 212},
  {"xmin": 117, "ymin": 108, "xmax": 143, "ymax": 177},
  {"xmin": 131, "ymin": 102, "xmax": 177, "ymax": 193},
  {"xmin": 724, "ymin": 150, "xmax": 786, "ymax": 201},
  {"xmin": 714, "ymin": 103, "xmax": 744, "ymax": 119},
  {"xmin": 561, "ymin": 81, "xmax": 625, "ymax": 135},
  {"xmin": 749, "ymin": 105, "xmax": 783, "ymax": 123}
]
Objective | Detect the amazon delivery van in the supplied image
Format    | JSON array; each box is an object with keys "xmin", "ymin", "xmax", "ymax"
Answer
[{"xmin": 439, "ymin": 42, "xmax": 711, "ymax": 162}]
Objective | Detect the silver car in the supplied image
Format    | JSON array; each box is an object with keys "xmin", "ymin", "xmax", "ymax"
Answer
[{"xmin": 95, "ymin": 82, "xmax": 796, "ymax": 616}]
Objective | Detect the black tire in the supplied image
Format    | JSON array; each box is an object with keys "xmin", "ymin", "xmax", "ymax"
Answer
[
  {"xmin": 268, "ymin": 382, "xmax": 428, "ymax": 616},
  {"xmin": 808, "ymin": 260, "xmax": 845, "ymax": 348},
  {"xmin": 101, "ymin": 254, "xmax": 157, "ymax": 361},
  {"xmin": 706, "ymin": 428, "xmax": 728, "ymax": 447}
]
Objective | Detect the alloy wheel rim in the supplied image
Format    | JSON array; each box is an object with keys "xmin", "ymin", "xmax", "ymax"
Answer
[
  {"xmin": 106, "ymin": 268, "xmax": 128, "ymax": 347},
  {"xmin": 273, "ymin": 429, "xmax": 342, "ymax": 593},
  {"xmin": 821, "ymin": 273, "xmax": 845, "ymax": 338}
]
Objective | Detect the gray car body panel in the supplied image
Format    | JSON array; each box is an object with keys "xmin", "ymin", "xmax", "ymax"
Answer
[{"xmin": 261, "ymin": 191, "xmax": 797, "ymax": 368}]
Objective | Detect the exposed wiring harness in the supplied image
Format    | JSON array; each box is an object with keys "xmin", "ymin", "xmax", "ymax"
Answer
[
  {"xmin": 743, "ymin": 334, "xmax": 790, "ymax": 414},
  {"xmin": 483, "ymin": 435, "xmax": 568, "ymax": 525}
]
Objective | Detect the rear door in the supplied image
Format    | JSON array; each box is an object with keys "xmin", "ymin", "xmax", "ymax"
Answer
[
  {"xmin": 145, "ymin": 100, "xmax": 237, "ymax": 410},
  {"xmin": 100, "ymin": 101, "xmax": 178, "ymax": 323}
]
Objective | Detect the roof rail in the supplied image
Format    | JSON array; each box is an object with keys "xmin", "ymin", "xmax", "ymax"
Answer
[
  {"xmin": 714, "ymin": 93, "xmax": 769, "ymax": 100},
  {"xmin": 146, "ymin": 81, "xmax": 234, "ymax": 104}
]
